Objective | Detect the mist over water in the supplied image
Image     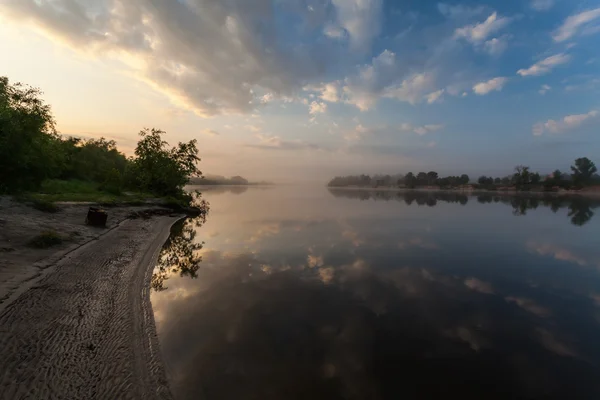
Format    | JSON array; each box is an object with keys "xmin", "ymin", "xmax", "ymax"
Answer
[{"xmin": 152, "ymin": 186, "xmax": 600, "ymax": 400}]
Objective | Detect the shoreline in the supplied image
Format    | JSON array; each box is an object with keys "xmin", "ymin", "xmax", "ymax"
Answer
[
  {"xmin": 327, "ymin": 186, "xmax": 600, "ymax": 198},
  {"xmin": 0, "ymin": 200, "xmax": 179, "ymax": 399}
]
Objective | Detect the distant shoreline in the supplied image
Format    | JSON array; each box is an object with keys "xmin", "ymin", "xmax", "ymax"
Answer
[{"xmin": 327, "ymin": 186, "xmax": 600, "ymax": 198}]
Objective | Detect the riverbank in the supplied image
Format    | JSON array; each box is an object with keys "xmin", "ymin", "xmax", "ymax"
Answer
[
  {"xmin": 0, "ymin": 198, "xmax": 178, "ymax": 399},
  {"xmin": 327, "ymin": 186, "xmax": 600, "ymax": 198}
]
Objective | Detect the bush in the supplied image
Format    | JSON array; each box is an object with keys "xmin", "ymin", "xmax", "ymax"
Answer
[
  {"xmin": 30, "ymin": 198, "xmax": 60, "ymax": 213},
  {"xmin": 28, "ymin": 231, "xmax": 63, "ymax": 248},
  {"xmin": 128, "ymin": 128, "xmax": 201, "ymax": 199}
]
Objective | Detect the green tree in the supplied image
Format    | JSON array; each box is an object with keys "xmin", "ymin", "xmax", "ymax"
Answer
[
  {"xmin": 513, "ymin": 165, "xmax": 531, "ymax": 189},
  {"xmin": 459, "ymin": 174, "xmax": 470, "ymax": 185},
  {"xmin": 128, "ymin": 128, "xmax": 202, "ymax": 197},
  {"xmin": 0, "ymin": 77, "xmax": 62, "ymax": 192},
  {"xmin": 405, "ymin": 172, "xmax": 416, "ymax": 188},
  {"xmin": 571, "ymin": 157, "xmax": 597, "ymax": 187},
  {"xmin": 427, "ymin": 171, "xmax": 438, "ymax": 185}
]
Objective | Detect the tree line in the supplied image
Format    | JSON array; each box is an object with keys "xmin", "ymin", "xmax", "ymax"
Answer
[
  {"xmin": 328, "ymin": 188, "xmax": 599, "ymax": 226},
  {"xmin": 328, "ymin": 158, "xmax": 599, "ymax": 191},
  {"xmin": 0, "ymin": 76, "xmax": 202, "ymax": 203}
]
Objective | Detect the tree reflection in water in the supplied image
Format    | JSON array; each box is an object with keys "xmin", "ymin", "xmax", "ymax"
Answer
[
  {"xmin": 328, "ymin": 189, "xmax": 599, "ymax": 226},
  {"xmin": 152, "ymin": 216, "xmax": 206, "ymax": 292}
]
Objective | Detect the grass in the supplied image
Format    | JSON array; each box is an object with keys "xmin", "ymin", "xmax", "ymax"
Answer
[
  {"xmin": 21, "ymin": 179, "xmax": 156, "ymax": 205},
  {"xmin": 30, "ymin": 198, "xmax": 61, "ymax": 213},
  {"xmin": 28, "ymin": 230, "xmax": 64, "ymax": 249}
]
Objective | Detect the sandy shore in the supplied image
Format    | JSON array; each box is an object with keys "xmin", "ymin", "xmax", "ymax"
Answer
[{"xmin": 0, "ymin": 198, "xmax": 178, "ymax": 399}]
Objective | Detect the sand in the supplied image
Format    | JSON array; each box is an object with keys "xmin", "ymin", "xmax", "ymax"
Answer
[{"xmin": 0, "ymin": 198, "xmax": 177, "ymax": 399}]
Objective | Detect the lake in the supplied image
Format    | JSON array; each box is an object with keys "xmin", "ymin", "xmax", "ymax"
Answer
[{"xmin": 151, "ymin": 186, "xmax": 600, "ymax": 400}]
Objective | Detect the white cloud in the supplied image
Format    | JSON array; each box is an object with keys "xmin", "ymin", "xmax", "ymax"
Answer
[
  {"xmin": 426, "ymin": 89, "xmax": 445, "ymax": 104},
  {"xmin": 473, "ymin": 77, "xmax": 508, "ymax": 95},
  {"xmin": 249, "ymin": 134, "xmax": 323, "ymax": 151},
  {"xmin": 539, "ymin": 84, "xmax": 551, "ymax": 95},
  {"xmin": 517, "ymin": 53, "xmax": 571, "ymax": 76},
  {"xmin": 454, "ymin": 12, "xmax": 512, "ymax": 44},
  {"xmin": 400, "ymin": 123, "xmax": 444, "ymax": 135},
  {"xmin": 484, "ymin": 36, "xmax": 509, "ymax": 56},
  {"xmin": 320, "ymin": 83, "xmax": 341, "ymax": 103},
  {"xmin": 553, "ymin": 8, "xmax": 600, "ymax": 42},
  {"xmin": 201, "ymin": 129, "xmax": 220, "ymax": 136},
  {"xmin": 531, "ymin": 0, "xmax": 554, "ymax": 11},
  {"xmin": 532, "ymin": 110, "xmax": 598, "ymax": 136},
  {"xmin": 383, "ymin": 72, "xmax": 438, "ymax": 105},
  {"xmin": 309, "ymin": 101, "xmax": 327, "ymax": 115},
  {"xmin": 330, "ymin": 0, "xmax": 383, "ymax": 51},
  {"xmin": 0, "ymin": 0, "xmax": 360, "ymax": 117}
]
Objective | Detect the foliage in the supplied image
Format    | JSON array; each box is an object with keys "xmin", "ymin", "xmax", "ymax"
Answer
[
  {"xmin": 28, "ymin": 231, "xmax": 63, "ymax": 248},
  {"xmin": 128, "ymin": 128, "xmax": 202, "ymax": 198},
  {"xmin": 1, "ymin": 76, "xmax": 205, "ymax": 206},
  {"xmin": 571, "ymin": 157, "xmax": 597, "ymax": 187},
  {"xmin": 0, "ymin": 77, "xmax": 61, "ymax": 193},
  {"xmin": 151, "ymin": 216, "xmax": 206, "ymax": 291},
  {"xmin": 30, "ymin": 198, "xmax": 60, "ymax": 213}
]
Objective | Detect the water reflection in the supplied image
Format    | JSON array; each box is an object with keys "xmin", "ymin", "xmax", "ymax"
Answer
[
  {"xmin": 328, "ymin": 189, "xmax": 598, "ymax": 226},
  {"xmin": 151, "ymin": 216, "xmax": 206, "ymax": 292},
  {"xmin": 151, "ymin": 187, "xmax": 600, "ymax": 400}
]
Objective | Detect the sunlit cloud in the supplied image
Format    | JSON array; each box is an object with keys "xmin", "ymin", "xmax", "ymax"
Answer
[
  {"xmin": 454, "ymin": 12, "xmax": 512, "ymax": 44},
  {"xmin": 517, "ymin": 53, "xmax": 571, "ymax": 77},
  {"xmin": 532, "ymin": 110, "xmax": 598, "ymax": 136},
  {"xmin": 473, "ymin": 77, "xmax": 508, "ymax": 95},
  {"xmin": 553, "ymin": 8, "xmax": 600, "ymax": 42}
]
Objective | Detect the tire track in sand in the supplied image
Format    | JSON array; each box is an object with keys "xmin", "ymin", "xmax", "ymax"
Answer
[{"xmin": 0, "ymin": 217, "xmax": 178, "ymax": 400}]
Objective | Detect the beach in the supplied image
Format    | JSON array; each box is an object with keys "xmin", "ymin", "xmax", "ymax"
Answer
[{"xmin": 0, "ymin": 198, "xmax": 177, "ymax": 399}]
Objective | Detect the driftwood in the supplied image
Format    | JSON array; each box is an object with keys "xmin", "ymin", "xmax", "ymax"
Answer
[{"xmin": 86, "ymin": 207, "xmax": 108, "ymax": 227}]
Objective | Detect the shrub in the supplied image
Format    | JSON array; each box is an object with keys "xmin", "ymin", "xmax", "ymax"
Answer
[
  {"xmin": 31, "ymin": 199, "xmax": 60, "ymax": 213},
  {"xmin": 28, "ymin": 231, "xmax": 63, "ymax": 248}
]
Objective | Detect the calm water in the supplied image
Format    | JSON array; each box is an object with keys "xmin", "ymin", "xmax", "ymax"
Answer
[{"xmin": 151, "ymin": 186, "xmax": 600, "ymax": 400}]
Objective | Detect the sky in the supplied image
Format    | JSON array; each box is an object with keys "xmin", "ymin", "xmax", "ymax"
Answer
[{"xmin": 1, "ymin": 0, "xmax": 599, "ymax": 183}]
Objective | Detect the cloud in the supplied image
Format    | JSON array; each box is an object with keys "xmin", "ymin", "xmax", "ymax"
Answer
[
  {"xmin": 309, "ymin": 101, "xmax": 328, "ymax": 115},
  {"xmin": 539, "ymin": 84, "xmax": 552, "ymax": 95},
  {"xmin": 383, "ymin": 72, "xmax": 439, "ymax": 105},
  {"xmin": 532, "ymin": 110, "xmax": 598, "ymax": 136},
  {"xmin": 473, "ymin": 77, "xmax": 508, "ymax": 95},
  {"xmin": 307, "ymin": 255, "xmax": 324, "ymax": 268},
  {"xmin": 330, "ymin": 0, "xmax": 383, "ymax": 51},
  {"xmin": 553, "ymin": 8, "xmax": 600, "ymax": 42},
  {"xmin": 517, "ymin": 53, "xmax": 571, "ymax": 76},
  {"xmin": 537, "ymin": 328, "xmax": 578, "ymax": 357},
  {"xmin": 465, "ymin": 278, "xmax": 494, "ymax": 294},
  {"xmin": 246, "ymin": 134, "xmax": 324, "ymax": 151},
  {"xmin": 426, "ymin": 89, "xmax": 445, "ymax": 104},
  {"xmin": 344, "ymin": 124, "xmax": 373, "ymax": 141},
  {"xmin": 399, "ymin": 123, "xmax": 444, "ymax": 135},
  {"xmin": 201, "ymin": 129, "xmax": 220, "ymax": 136},
  {"xmin": 483, "ymin": 36, "xmax": 509, "ymax": 56},
  {"xmin": 245, "ymin": 125, "xmax": 261, "ymax": 133},
  {"xmin": 438, "ymin": 3, "xmax": 484, "ymax": 19},
  {"xmin": 530, "ymin": 0, "xmax": 554, "ymax": 11},
  {"xmin": 0, "ymin": 0, "xmax": 356, "ymax": 117},
  {"xmin": 319, "ymin": 83, "xmax": 341, "ymax": 103},
  {"xmin": 527, "ymin": 241, "xmax": 592, "ymax": 266},
  {"xmin": 505, "ymin": 296, "xmax": 551, "ymax": 317},
  {"xmin": 454, "ymin": 12, "xmax": 512, "ymax": 44}
]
